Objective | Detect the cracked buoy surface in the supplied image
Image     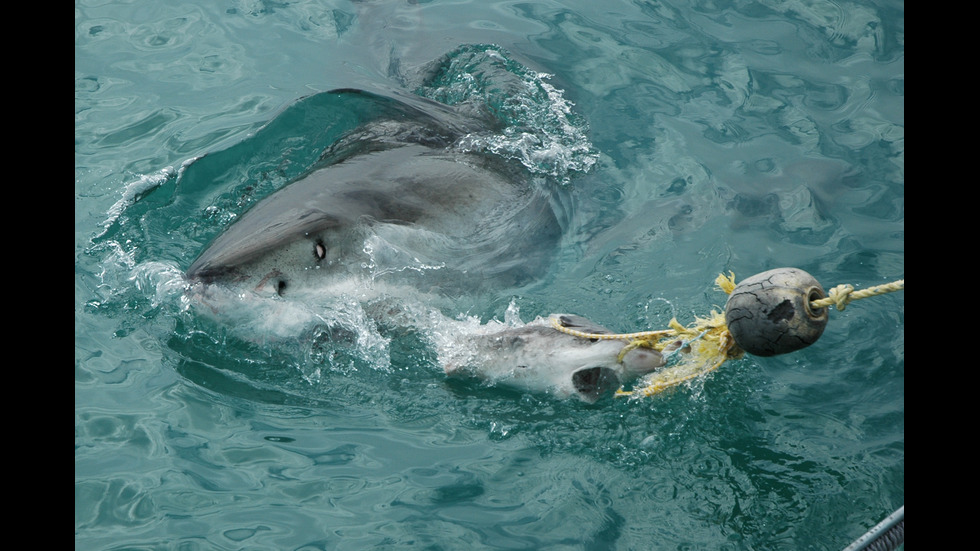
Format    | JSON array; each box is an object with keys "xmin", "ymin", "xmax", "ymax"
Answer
[{"xmin": 724, "ymin": 268, "xmax": 828, "ymax": 356}]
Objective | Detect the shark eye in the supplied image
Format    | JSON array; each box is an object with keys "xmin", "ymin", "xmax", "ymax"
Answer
[
  {"xmin": 276, "ymin": 280, "xmax": 287, "ymax": 296},
  {"xmin": 314, "ymin": 241, "xmax": 326, "ymax": 260}
]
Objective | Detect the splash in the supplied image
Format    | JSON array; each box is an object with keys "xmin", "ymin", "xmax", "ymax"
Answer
[
  {"xmin": 415, "ymin": 44, "xmax": 598, "ymax": 183},
  {"xmin": 98, "ymin": 167, "xmax": 177, "ymax": 237}
]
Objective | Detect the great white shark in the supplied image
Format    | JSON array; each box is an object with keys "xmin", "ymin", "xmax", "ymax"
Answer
[{"xmin": 185, "ymin": 88, "xmax": 664, "ymax": 402}]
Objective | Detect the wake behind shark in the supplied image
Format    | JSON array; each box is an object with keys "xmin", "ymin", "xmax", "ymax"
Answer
[{"xmin": 183, "ymin": 49, "xmax": 661, "ymax": 402}]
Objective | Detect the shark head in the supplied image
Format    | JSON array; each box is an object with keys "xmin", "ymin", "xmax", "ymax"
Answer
[
  {"xmin": 186, "ymin": 203, "xmax": 346, "ymax": 298},
  {"xmin": 186, "ymin": 142, "xmax": 562, "ymax": 301}
]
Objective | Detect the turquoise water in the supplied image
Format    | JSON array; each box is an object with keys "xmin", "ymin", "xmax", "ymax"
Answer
[{"xmin": 76, "ymin": 1, "xmax": 904, "ymax": 550}]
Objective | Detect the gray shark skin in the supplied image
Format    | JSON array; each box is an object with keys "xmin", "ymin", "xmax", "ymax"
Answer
[{"xmin": 185, "ymin": 89, "xmax": 562, "ymax": 299}]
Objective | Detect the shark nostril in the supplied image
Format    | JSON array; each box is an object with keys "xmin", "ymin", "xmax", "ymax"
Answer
[{"xmin": 314, "ymin": 241, "xmax": 326, "ymax": 260}]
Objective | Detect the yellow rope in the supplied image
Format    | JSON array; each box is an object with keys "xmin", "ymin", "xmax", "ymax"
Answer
[
  {"xmin": 615, "ymin": 328, "xmax": 739, "ymax": 398},
  {"xmin": 550, "ymin": 272, "xmax": 739, "ymax": 343},
  {"xmin": 548, "ymin": 318, "xmax": 674, "ymax": 341},
  {"xmin": 811, "ymin": 279, "xmax": 904, "ymax": 311},
  {"xmin": 550, "ymin": 273, "xmax": 904, "ymax": 398}
]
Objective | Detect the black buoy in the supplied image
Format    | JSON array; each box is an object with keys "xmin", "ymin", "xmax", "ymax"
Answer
[{"xmin": 724, "ymin": 268, "xmax": 828, "ymax": 356}]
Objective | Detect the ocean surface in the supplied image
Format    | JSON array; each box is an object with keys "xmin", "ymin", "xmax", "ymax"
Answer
[{"xmin": 75, "ymin": 1, "xmax": 904, "ymax": 549}]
